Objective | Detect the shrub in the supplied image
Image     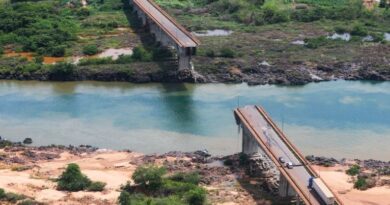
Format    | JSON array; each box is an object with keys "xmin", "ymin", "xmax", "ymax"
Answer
[
  {"xmin": 115, "ymin": 54, "xmax": 133, "ymax": 64},
  {"xmin": 262, "ymin": 4, "xmax": 290, "ymax": 24},
  {"xmin": 354, "ymin": 177, "xmax": 368, "ymax": 190},
  {"xmin": 87, "ymin": 181, "xmax": 106, "ymax": 192},
  {"xmin": 50, "ymin": 45, "xmax": 66, "ymax": 57},
  {"xmin": 219, "ymin": 47, "xmax": 235, "ymax": 58},
  {"xmin": 132, "ymin": 46, "xmax": 152, "ymax": 62},
  {"xmin": 351, "ymin": 24, "xmax": 368, "ymax": 36},
  {"xmin": 205, "ymin": 49, "xmax": 215, "ymax": 57},
  {"xmin": 239, "ymin": 152, "xmax": 250, "ymax": 166},
  {"xmin": 4, "ymin": 192, "xmax": 26, "ymax": 203},
  {"xmin": 0, "ymin": 188, "xmax": 5, "ymax": 199},
  {"xmin": 346, "ymin": 164, "xmax": 360, "ymax": 176},
  {"xmin": 118, "ymin": 191, "xmax": 133, "ymax": 205},
  {"xmin": 304, "ymin": 36, "xmax": 329, "ymax": 49},
  {"xmin": 169, "ymin": 172, "xmax": 200, "ymax": 185},
  {"xmin": 83, "ymin": 44, "xmax": 99, "ymax": 55},
  {"xmin": 223, "ymin": 158, "xmax": 233, "ymax": 166},
  {"xmin": 132, "ymin": 165, "xmax": 166, "ymax": 190},
  {"xmin": 0, "ymin": 47, "xmax": 3, "ymax": 55},
  {"xmin": 49, "ymin": 63, "xmax": 75, "ymax": 80},
  {"xmin": 185, "ymin": 187, "xmax": 206, "ymax": 205},
  {"xmin": 152, "ymin": 47, "xmax": 173, "ymax": 60},
  {"xmin": 334, "ymin": 26, "xmax": 350, "ymax": 34},
  {"xmin": 57, "ymin": 163, "xmax": 91, "ymax": 191},
  {"xmin": 78, "ymin": 57, "xmax": 114, "ymax": 66},
  {"xmin": 17, "ymin": 199, "xmax": 44, "ymax": 205}
]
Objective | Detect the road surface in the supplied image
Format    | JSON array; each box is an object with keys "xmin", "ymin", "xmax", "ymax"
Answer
[{"xmin": 132, "ymin": 0, "xmax": 198, "ymax": 47}]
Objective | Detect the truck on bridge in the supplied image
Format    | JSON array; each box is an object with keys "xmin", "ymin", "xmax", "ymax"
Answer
[{"xmin": 309, "ymin": 177, "xmax": 335, "ymax": 205}]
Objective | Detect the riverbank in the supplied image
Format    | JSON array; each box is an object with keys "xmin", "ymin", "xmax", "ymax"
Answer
[
  {"xmin": 0, "ymin": 0, "xmax": 389, "ymax": 85},
  {"xmin": 0, "ymin": 138, "xmax": 389, "ymax": 205}
]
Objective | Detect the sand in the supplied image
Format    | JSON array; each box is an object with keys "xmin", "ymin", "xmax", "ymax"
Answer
[
  {"xmin": 313, "ymin": 165, "xmax": 390, "ymax": 205},
  {"xmin": 0, "ymin": 149, "xmax": 141, "ymax": 204}
]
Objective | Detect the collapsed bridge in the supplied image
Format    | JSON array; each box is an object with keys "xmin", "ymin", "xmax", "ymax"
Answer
[
  {"xmin": 234, "ymin": 105, "xmax": 344, "ymax": 205},
  {"xmin": 130, "ymin": 0, "xmax": 200, "ymax": 70}
]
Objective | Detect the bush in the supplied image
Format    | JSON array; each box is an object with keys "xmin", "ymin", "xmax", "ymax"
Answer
[
  {"xmin": 239, "ymin": 152, "xmax": 249, "ymax": 166},
  {"xmin": 219, "ymin": 47, "xmax": 235, "ymax": 58},
  {"xmin": 132, "ymin": 46, "xmax": 152, "ymax": 62},
  {"xmin": 87, "ymin": 181, "xmax": 106, "ymax": 192},
  {"xmin": 351, "ymin": 24, "xmax": 368, "ymax": 36},
  {"xmin": 223, "ymin": 158, "xmax": 233, "ymax": 166},
  {"xmin": 346, "ymin": 165, "xmax": 360, "ymax": 176},
  {"xmin": 49, "ymin": 63, "xmax": 75, "ymax": 80},
  {"xmin": 152, "ymin": 47, "xmax": 173, "ymax": 60},
  {"xmin": 118, "ymin": 191, "xmax": 132, "ymax": 205},
  {"xmin": 205, "ymin": 49, "xmax": 215, "ymax": 57},
  {"xmin": 0, "ymin": 47, "xmax": 3, "ymax": 55},
  {"xmin": 354, "ymin": 177, "xmax": 368, "ymax": 190},
  {"xmin": 185, "ymin": 187, "xmax": 206, "ymax": 205},
  {"xmin": 132, "ymin": 165, "xmax": 166, "ymax": 191},
  {"xmin": 17, "ymin": 199, "xmax": 44, "ymax": 205},
  {"xmin": 169, "ymin": 172, "xmax": 200, "ymax": 185},
  {"xmin": 115, "ymin": 54, "xmax": 133, "ymax": 64},
  {"xmin": 57, "ymin": 163, "xmax": 91, "ymax": 191},
  {"xmin": 304, "ymin": 36, "xmax": 329, "ymax": 49},
  {"xmin": 3, "ymin": 192, "xmax": 26, "ymax": 203},
  {"xmin": 78, "ymin": 57, "xmax": 114, "ymax": 66},
  {"xmin": 0, "ymin": 188, "xmax": 5, "ymax": 199},
  {"xmin": 83, "ymin": 44, "xmax": 99, "ymax": 55},
  {"xmin": 334, "ymin": 26, "xmax": 350, "ymax": 34},
  {"xmin": 262, "ymin": 3, "xmax": 290, "ymax": 24}
]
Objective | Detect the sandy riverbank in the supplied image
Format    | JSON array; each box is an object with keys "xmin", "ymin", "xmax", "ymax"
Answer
[
  {"xmin": 313, "ymin": 165, "xmax": 390, "ymax": 205},
  {"xmin": 0, "ymin": 145, "xmax": 389, "ymax": 205}
]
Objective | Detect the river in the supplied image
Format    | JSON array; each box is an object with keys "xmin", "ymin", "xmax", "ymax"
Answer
[{"xmin": 0, "ymin": 80, "xmax": 389, "ymax": 160}]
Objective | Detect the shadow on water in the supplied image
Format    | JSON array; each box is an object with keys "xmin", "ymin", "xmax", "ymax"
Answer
[{"xmin": 159, "ymin": 83, "xmax": 199, "ymax": 134}]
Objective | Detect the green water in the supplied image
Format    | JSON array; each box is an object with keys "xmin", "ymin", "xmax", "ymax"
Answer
[{"xmin": 0, "ymin": 80, "xmax": 389, "ymax": 160}]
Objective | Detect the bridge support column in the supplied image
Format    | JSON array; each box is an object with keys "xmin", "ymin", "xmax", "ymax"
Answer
[
  {"xmin": 178, "ymin": 47, "xmax": 192, "ymax": 70},
  {"xmin": 242, "ymin": 126, "xmax": 260, "ymax": 155},
  {"xmin": 279, "ymin": 175, "xmax": 296, "ymax": 197}
]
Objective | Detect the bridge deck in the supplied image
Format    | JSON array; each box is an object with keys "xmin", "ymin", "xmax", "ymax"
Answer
[
  {"xmin": 235, "ymin": 105, "xmax": 343, "ymax": 205},
  {"xmin": 132, "ymin": 0, "xmax": 199, "ymax": 47}
]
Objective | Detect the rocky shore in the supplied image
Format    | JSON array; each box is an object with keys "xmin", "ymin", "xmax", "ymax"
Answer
[{"xmin": 0, "ymin": 60, "xmax": 389, "ymax": 85}]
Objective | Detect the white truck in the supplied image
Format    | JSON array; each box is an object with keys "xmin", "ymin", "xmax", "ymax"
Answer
[{"xmin": 309, "ymin": 177, "xmax": 335, "ymax": 205}]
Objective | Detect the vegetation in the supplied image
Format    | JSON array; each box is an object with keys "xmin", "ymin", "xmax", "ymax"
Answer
[
  {"xmin": 354, "ymin": 177, "xmax": 368, "ymax": 190},
  {"xmin": 132, "ymin": 165, "xmax": 167, "ymax": 190},
  {"xmin": 0, "ymin": 188, "xmax": 27, "ymax": 204},
  {"xmin": 57, "ymin": 163, "xmax": 106, "ymax": 192},
  {"xmin": 119, "ymin": 165, "xmax": 206, "ymax": 205},
  {"xmin": 83, "ymin": 44, "xmax": 99, "ymax": 56},
  {"xmin": 346, "ymin": 164, "xmax": 361, "ymax": 176}
]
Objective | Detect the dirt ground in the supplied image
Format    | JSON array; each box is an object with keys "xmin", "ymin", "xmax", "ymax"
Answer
[
  {"xmin": 313, "ymin": 165, "xmax": 390, "ymax": 205},
  {"xmin": 1, "ymin": 147, "xmax": 389, "ymax": 205}
]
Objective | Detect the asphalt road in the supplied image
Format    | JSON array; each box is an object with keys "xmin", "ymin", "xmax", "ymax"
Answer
[{"xmin": 133, "ymin": 0, "xmax": 197, "ymax": 47}]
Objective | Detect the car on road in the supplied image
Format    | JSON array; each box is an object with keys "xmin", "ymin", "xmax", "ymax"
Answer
[
  {"xmin": 278, "ymin": 157, "xmax": 285, "ymax": 163},
  {"xmin": 286, "ymin": 162, "xmax": 293, "ymax": 169}
]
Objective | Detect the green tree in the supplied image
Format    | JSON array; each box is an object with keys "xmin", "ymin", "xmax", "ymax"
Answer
[
  {"xmin": 346, "ymin": 165, "xmax": 360, "ymax": 176},
  {"xmin": 132, "ymin": 165, "xmax": 166, "ymax": 190},
  {"xmin": 82, "ymin": 44, "xmax": 99, "ymax": 55},
  {"xmin": 57, "ymin": 163, "xmax": 91, "ymax": 191}
]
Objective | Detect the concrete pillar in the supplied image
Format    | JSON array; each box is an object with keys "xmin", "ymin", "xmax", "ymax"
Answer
[
  {"xmin": 178, "ymin": 46, "xmax": 192, "ymax": 70},
  {"xmin": 242, "ymin": 126, "xmax": 260, "ymax": 155},
  {"xmin": 279, "ymin": 174, "xmax": 296, "ymax": 197}
]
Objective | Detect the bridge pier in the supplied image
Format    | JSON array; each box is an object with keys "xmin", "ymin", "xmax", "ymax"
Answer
[
  {"xmin": 241, "ymin": 125, "xmax": 260, "ymax": 155},
  {"xmin": 279, "ymin": 174, "xmax": 296, "ymax": 197}
]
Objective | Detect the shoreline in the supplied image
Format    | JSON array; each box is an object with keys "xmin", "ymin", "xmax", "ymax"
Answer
[
  {"xmin": 0, "ymin": 60, "xmax": 389, "ymax": 85},
  {"xmin": 0, "ymin": 139, "xmax": 389, "ymax": 204}
]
